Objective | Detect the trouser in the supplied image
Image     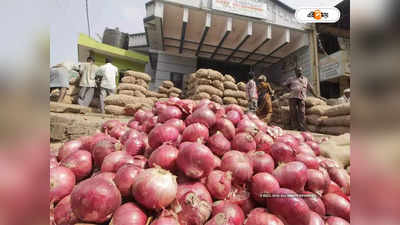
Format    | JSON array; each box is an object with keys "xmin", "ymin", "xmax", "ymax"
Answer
[
  {"xmin": 257, "ymin": 94, "xmax": 273, "ymax": 124},
  {"xmin": 248, "ymin": 99, "xmax": 258, "ymax": 112},
  {"xmin": 289, "ymin": 98, "xmax": 306, "ymax": 131},
  {"xmin": 100, "ymin": 88, "xmax": 115, "ymax": 113},
  {"xmin": 78, "ymin": 87, "xmax": 95, "ymax": 107}
]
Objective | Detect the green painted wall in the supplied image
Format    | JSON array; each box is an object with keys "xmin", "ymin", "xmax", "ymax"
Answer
[{"xmin": 92, "ymin": 52, "xmax": 146, "ymax": 72}]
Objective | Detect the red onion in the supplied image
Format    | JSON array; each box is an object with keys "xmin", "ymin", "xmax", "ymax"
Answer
[
  {"xmin": 266, "ymin": 188, "xmax": 311, "ymax": 225},
  {"xmin": 195, "ymin": 99, "xmax": 212, "ymax": 110},
  {"xmin": 232, "ymin": 132, "xmax": 256, "ymax": 153},
  {"xmin": 148, "ymin": 124, "xmax": 180, "ymax": 149},
  {"xmin": 226, "ymin": 185, "xmax": 254, "ymax": 215},
  {"xmin": 220, "ymin": 151, "xmax": 253, "ymax": 184},
  {"xmin": 150, "ymin": 216, "xmax": 180, "ymax": 225},
  {"xmin": 207, "ymin": 131, "xmax": 231, "ymax": 157},
  {"xmin": 142, "ymin": 116, "xmax": 159, "ymax": 133},
  {"xmin": 226, "ymin": 110, "xmax": 241, "ymax": 125},
  {"xmin": 295, "ymin": 143, "xmax": 316, "ymax": 156},
  {"xmin": 127, "ymin": 120, "xmax": 140, "ymax": 129},
  {"xmin": 273, "ymin": 161, "xmax": 308, "ymax": 193},
  {"xmin": 225, "ymin": 104, "xmax": 244, "ymax": 116},
  {"xmin": 306, "ymin": 141, "xmax": 320, "ymax": 156},
  {"xmin": 120, "ymin": 129, "xmax": 143, "ymax": 145},
  {"xmin": 236, "ymin": 118, "xmax": 258, "ymax": 136},
  {"xmin": 301, "ymin": 132, "xmax": 314, "ymax": 142},
  {"xmin": 158, "ymin": 105, "xmax": 183, "ymax": 123},
  {"xmin": 246, "ymin": 112, "xmax": 258, "ymax": 121},
  {"xmin": 54, "ymin": 195, "xmax": 79, "ymax": 225},
  {"xmin": 148, "ymin": 144, "xmax": 179, "ymax": 171},
  {"xmin": 291, "ymin": 132, "xmax": 305, "ymax": 143},
  {"xmin": 164, "ymin": 118, "xmax": 186, "ymax": 133},
  {"xmin": 322, "ymin": 193, "xmax": 350, "ymax": 221},
  {"xmin": 92, "ymin": 139, "xmax": 116, "ymax": 168},
  {"xmin": 212, "ymin": 201, "xmax": 245, "ymax": 225},
  {"xmin": 101, "ymin": 151, "xmax": 134, "ymax": 172},
  {"xmin": 60, "ymin": 150, "xmax": 92, "ymax": 181},
  {"xmin": 109, "ymin": 125, "xmax": 129, "ymax": 139},
  {"xmin": 306, "ymin": 169, "xmax": 328, "ymax": 196},
  {"xmin": 275, "ymin": 134, "xmax": 299, "ymax": 149},
  {"xmin": 92, "ymin": 171, "xmax": 116, "ymax": 182},
  {"xmin": 214, "ymin": 118, "xmax": 236, "ymax": 140},
  {"xmin": 113, "ymin": 164, "xmax": 142, "ymax": 197},
  {"xmin": 176, "ymin": 182, "xmax": 213, "ymax": 203},
  {"xmin": 206, "ymin": 170, "xmax": 232, "ymax": 200},
  {"xmin": 50, "ymin": 166, "xmax": 75, "ymax": 203},
  {"xmin": 132, "ymin": 167, "xmax": 177, "ymax": 210},
  {"xmin": 296, "ymin": 153, "xmax": 319, "ymax": 169},
  {"xmin": 324, "ymin": 180, "xmax": 348, "ymax": 200},
  {"xmin": 88, "ymin": 133, "xmax": 118, "ymax": 152},
  {"xmin": 309, "ymin": 211, "xmax": 325, "ymax": 225},
  {"xmin": 244, "ymin": 208, "xmax": 284, "ymax": 225},
  {"xmin": 175, "ymin": 99, "xmax": 195, "ymax": 115},
  {"xmin": 319, "ymin": 157, "xmax": 341, "ymax": 169},
  {"xmin": 252, "ymin": 119, "xmax": 267, "ymax": 133},
  {"xmin": 251, "ymin": 172, "xmax": 280, "ymax": 204},
  {"xmin": 326, "ymin": 216, "xmax": 350, "ymax": 225},
  {"xmin": 109, "ymin": 202, "xmax": 147, "ymax": 225},
  {"xmin": 328, "ymin": 167, "xmax": 350, "ymax": 196},
  {"xmin": 132, "ymin": 155, "xmax": 148, "ymax": 169},
  {"xmin": 177, "ymin": 142, "xmax": 218, "ymax": 179},
  {"xmin": 248, "ymin": 151, "xmax": 275, "ymax": 174},
  {"xmin": 57, "ymin": 140, "xmax": 82, "ymax": 161},
  {"xmin": 71, "ymin": 177, "xmax": 121, "ymax": 223},
  {"xmin": 125, "ymin": 137, "xmax": 145, "ymax": 156},
  {"xmin": 101, "ymin": 120, "xmax": 122, "ymax": 133},
  {"xmin": 182, "ymin": 123, "xmax": 209, "ymax": 143},
  {"xmin": 302, "ymin": 191, "xmax": 326, "ymax": 217},
  {"xmin": 254, "ymin": 132, "xmax": 273, "ymax": 153},
  {"xmin": 186, "ymin": 106, "xmax": 216, "ymax": 128},
  {"xmin": 270, "ymin": 142, "xmax": 296, "ymax": 163},
  {"xmin": 208, "ymin": 102, "xmax": 225, "ymax": 118},
  {"xmin": 135, "ymin": 110, "xmax": 154, "ymax": 124},
  {"xmin": 78, "ymin": 135, "xmax": 92, "ymax": 151},
  {"xmin": 50, "ymin": 155, "xmax": 59, "ymax": 169}
]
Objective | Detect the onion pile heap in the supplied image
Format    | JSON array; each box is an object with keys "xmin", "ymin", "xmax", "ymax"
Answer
[{"xmin": 50, "ymin": 97, "xmax": 350, "ymax": 225}]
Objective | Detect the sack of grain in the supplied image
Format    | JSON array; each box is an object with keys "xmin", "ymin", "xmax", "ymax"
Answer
[
  {"xmin": 237, "ymin": 91, "xmax": 247, "ymax": 99},
  {"xmin": 67, "ymin": 85, "xmax": 80, "ymax": 96},
  {"xmin": 237, "ymin": 82, "xmax": 246, "ymax": 91},
  {"xmin": 319, "ymin": 126, "xmax": 350, "ymax": 135},
  {"xmin": 158, "ymin": 98, "xmax": 169, "ymax": 102},
  {"xmin": 135, "ymin": 79, "xmax": 149, "ymax": 89},
  {"xmin": 192, "ymin": 92, "xmax": 211, "ymax": 100},
  {"xmin": 125, "ymin": 71, "xmax": 151, "ymax": 82},
  {"xmin": 212, "ymin": 80, "xmax": 224, "ymax": 90},
  {"xmin": 148, "ymin": 97, "xmax": 158, "ymax": 104},
  {"xmin": 162, "ymin": 81, "xmax": 174, "ymax": 88},
  {"xmin": 327, "ymin": 98, "xmax": 340, "ymax": 106},
  {"xmin": 306, "ymin": 105, "xmax": 331, "ymax": 116},
  {"xmin": 133, "ymin": 90, "xmax": 146, "ymax": 98},
  {"xmin": 159, "ymin": 86, "xmax": 169, "ymax": 94},
  {"xmin": 211, "ymin": 95, "xmax": 223, "ymax": 104},
  {"xmin": 104, "ymin": 94, "xmax": 153, "ymax": 107},
  {"xmin": 324, "ymin": 103, "xmax": 350, "ymax": 117},
  {"xmin": 321, "ymin": 115, "xmax": 351, "ymax": 127},
  {"xmin": 118, "ymin": 83, "xmax": 147, "ymax": 93},
  {"xmin": 187, "ymin": 73, "xmax": 197, "ymax": 83},
  {"xmin": 223, "ymin": 81, "xmax": 238, "ymax": 90},
  {"xmin": 105, "ymin": 105, "xmax": 125, "ymax": 115},
  {"xmin": 223, "ymin": 97, "xmax": 238, "ymax": 105},
  {"xmin": 196, "ymin": 78, "xmax": 212, "ymax": 86},
  {"xmin": 119, "ymin": 90, "xmax": 134, "ymax": 96},
  {"xmin": 320, "ymin": 134, "xmax": 350, "ymax": 168},
  {"xmin": 237, "ymin": 98, "xmax": 248, "ymax": 107},
  {"xmin": 145, "ymin": 90, "xmax": 167, "ymax": 98},
  {"xmin": 196, "ymin": 69, "xmax": 224, "ymax": 81},
  {"xmin": 124, "ymin": 103, "xmax": 143, "ymax": 115},
  {"xmin": 223, "ymin": 89, "xmax": 237, "ymax": 98},
  {"xmin": 307, "ymin": 125, "xmax": 319, "ymax": 133},
  {"xmin": 196, "ymin": 85, "xmax": 223, "ymax": 97},
  {"xmin": 121, "ymin": 76, "xmax": 136, "ymax": 84},
  {"xmin": 168, "ymin": 87, "xmax": 182, "ymax": 94},
  {"xmin": 225, "ymin": 74, "xmax": 236, "ymax": 83},
  {"xmin": 306, "ymin": 114, "xmax": 327, "ymax": 126},
  {"xmin": 305, "ymin": 97, "xmax": 327, "ymax": 107}
]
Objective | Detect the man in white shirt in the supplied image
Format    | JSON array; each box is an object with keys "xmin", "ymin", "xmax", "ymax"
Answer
[
  {"xmin": 338, "ymin": 88, "xmax": 350, "ymax": 104},
  {"xmin": 77, "ymin": 57, "xmax": 98, "ymax": 106},
  {"xmin": 96, "ymin": 57, "xmax": 118, "ymax": 113}
]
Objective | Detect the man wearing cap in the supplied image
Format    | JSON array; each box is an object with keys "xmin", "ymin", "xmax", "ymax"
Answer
[
  {"xmin": 283, "ymin": 67, "xmax": 325, "ymax": 131},
  {"xmin": 338, "ymin": 88, "xmax": 350, "ymax": 104}
]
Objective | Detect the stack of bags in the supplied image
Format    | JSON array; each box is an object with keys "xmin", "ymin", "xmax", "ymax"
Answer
[
  {"xmin": 306, "ymin": 102, "xmax": 350, "ymax": 135},
  {"xmin": 222, "ymin": 77, "xmax": 248, "ymax": 110},
  {"xmin": 158, "ymin": 81, "xmax": 182, "ymax": 100},
  {"xmin": 185, "ymin": 69, "xmax": 225, "ymax": 104},
  {"xmin": 104, "ymin": 94, "xmax": 154, "ymax": 116},
  {"xmin": 50, "ymin": 77, "xmax": 80, "ymax": 104},
  {"xmin": 271, "ymin": 93, "xmax": 291, "ymax": 129}
]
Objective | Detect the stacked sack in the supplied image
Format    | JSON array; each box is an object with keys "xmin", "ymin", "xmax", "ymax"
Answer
[
  {"xmin": 50, "ymin": 77, "xmax": 80, "ymax": 104},
  {"xmin": 104, "ymin": 94, "xmax": 154, "ymax": 116},
  {"xmin": 158, "ymin": 81, "xmax": 182, "ymax": 100},
  {"xmin": 222, "ymin": 75, "xmax": 248, "ymax": 110},
  {"xmin": 185, "ymin": 69, "xmax": 225, "ymax": 104},
  {"xmin": 270, "ymin": 93, "xmax": 291, "ymax": 129},
  {"xmin": 306, "ymin": 103, "xmax": 350, "ymax": 135}
]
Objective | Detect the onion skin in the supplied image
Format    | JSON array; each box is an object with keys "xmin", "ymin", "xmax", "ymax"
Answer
[
  {"xmin": 308, "ymin": 211, "xmax": 325, "ymax": 225},
  {"xmin": 71, "ymin": 177, "xmax": 121, "ymax": 223},
  {"xmin": 295, "ymin": 143, "xmax": 316, "ymax": 156},
  {"xmin": 214, "ymin": 118, "xmax": 236, "ymax": 140},
  {"xmin": 250, "ymin": 172, "xmax": 280, "ymax": 204},
  {"xmin": 270, "ymin": 142, "xmax": 296, "ymax": 164},
  {"xmin": 109, "ymin": 125, "xmax": 129, "ymax": 140},
  {"xmin": 119, "ymin": 129, "xmax": 143, "ymax": 145},
  {"xmin": 306, "ymin": 141, "xmax": 320, "ymax": 156},
  {"xmin": 182, "ymin": 123, "xmax": 209, "ymax": 143},
  {"xmin": 148, "ymin": 124, "xmax": 180, "ymax": 149},
  {"xmin": 266, "ymin": 188, "xmax": 311, "ymax": 225},
  {"xmin": 109, "ymin": 202, "xmax": 147, "ymax": 225},
  {"xmin": 301, "ymin": 132, "xmax": 314, "ymax": 142},
  {"xmin": 244, "ymin": 208, "xmax": 284, "ymax": 225},
  {"xmin": 92, "ymin": 140, "xmax": 116, "ymax": 168},
  {"xmin": 148, "ymin": 144, "xmax": 179, "ymax": 171},
  {"xmin": 132, "ymin": 167, "xmax": 178, "ymax": 210},
  {"xmin": 158, "ymin": 105, "xmax": 183, "ymax": 123},
  {"xmin": 248, "ymin": 151, "xmax": 275, "ymax": 174},
  {"xmin": 236, "ymin": 119, "xmax": 258, "ymax": 136},
  {"xmin": 186, "ymin": 107, "xmax": 216, "ymax": 128},
  {"xmin": 142, "ymin": 116, "xmax": 159, "ymax": 133},
  {"xmin": 302, "ymin": 191, "xmax": 326, "ymax": 217},
  {"xmin": 212, "ymin": 201, "xmax": 245, "ymax": 225},
  {"xmin": 322, "ymin": 193, "xmax": 350, "ymax": 221},
  {"xmin": 88, "ymin": 133, "xmax": 118, "ymax": 152},
  {"xmin": 150, "ymin": 216, "xmax": 180, "ymax": 225},
  {"xmin": 232, "ymin": 132, "xmax": 256, "ymax": 153},
  {"xmin": 273, "ymin": 161, "xmax": 308, "ymax": 193},
  {"xmin": 101, "ymin": 151, "xmax": 134, "ymax": 173},
  {"xmin": 324, "ymin": 180, "xmax": 348, "ymax": 200},
  {"xmin": 206, "ymin": 170, "xmax": 232, "ymax": 200},
  {"xmin": 165, "ymin": 118, "xmax": 186, "ymax": 133},
  {"xmin": 61, "ymin": 150, "xmax": 93, "ymax": 181},
  {"xmin": 207, "ymin": 131, "xmax": 231, "ymax": 157},
  {"xmin": 54, "ymin": 195, "xmax": 79, "ymax": 225},
  {"xmin": 102, "ymin": 120, "xmax": 122, "ymax": 133},
  {"xmin": 220, "ymin": 151, "xmax": 253, "ymax": 184},
  {"xmin": 205, "ymin": 213, "xmax": 229, "ymax": 225},
  {"xmin": 127, "ymin": 120, "xmax": 140, "ymax": 129},
  {"xmin": 50, "ymin": 166, "xmax": 76, "ymax": 203},
  {"xmin": 226, "ymin": 110, "xmax": 241, "ymax": 125},
  {"xmin": 306, "ymin": 169, "xmax": 328, "ymax": 196},
  {"xmin": 254, "ymin": 132, "xmax": 273, "ymax": 153},
  {"xmin": 319, "ymin": 157, "xmax": 341, "ymax": 169},
  {"xmin": 325, "ymin": 216, "xmax": 350, "ymax": 225},
  {"xmin": 132, "ymin": 155, "xmax": 148, "ymax": 169},
  {"xmin": 135, "ymin": 110, "xmax": 154, "ymax": 124},
  {"xmin": 50, "ymin": 155, "xmax": 59, "ymax": 169},
  {"xmin": 57, "ymin": 140, "xmax": 82, "ymax": 161},
  {"xmin": 125, "ymin": 137, "xmax": 145, "ymax": 156},
  {"xmin": 92, "ymin": 171, "xmax": 116, "ymax": 182},
  {"xmin": 296, "ymin": 153, "xmax": 319, "ymax": 169},
  {"xmin": 113, "ymin": 164, "xmax": 142, "ymax": 197},
  {"xmin": 275, "ymin": 134, "xmax": 299, "ymax": 149},
  {"xmin": 328, "ymin": 167, "xmax": 350, "ymax": 195}
]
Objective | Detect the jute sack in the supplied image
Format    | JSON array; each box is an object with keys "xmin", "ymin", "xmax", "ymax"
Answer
[
  {"xmin": 105, "ymin": 105, "xmax": 125, "ymax": 115},
  {"xmin": 211, "ymin": 95, "xmax": 223, "ymax": 104},
  {"xmin": 225, "ymin": 75, "xmax": 236, "ymax": 83},
  {"xmin": 223, "ymin": 97, "xmax": 238, "ymax": 105},
  {"xmin": 187, "ymin": 73, "xmax": 197, "ymax": 83},
  {"xmin": 169, "ymin": 93, "xmax": 180, "ymax": 98},
  {"xmin": 320, "ymin": 133, "xmax": 350, "ymax": 168},
  {"xmin": 237, "ymin": 98, "xmax": 248, "ymax": 107},
  {"xmin": 306, "ymin": 114, "xmax": 327, "ymax": 126},
  {"xmin": 196, "ymin": 85, "xmax": 223, "ymax": 97},
  {"xmin": 158, "ymin": 98, "xmax": 169, "ymax": 102},
  {"xmin": 135, "ymin": 79, "xmax": 149, "ymax": 89},
  {"xmin": 196, "ymin": 69, "xmax": 224, "ymax": 81},
  {"xmin": 104, "ymin": 94, "xmax": 153, "ymax": 107},
  {"xmin": 223, "ymin": 81, "xmax": 238, "ymax": 90},
  {"xmin": 307, "ymin": 124, "xmax": 319, "ymax": 133},
  {"xmin": 192, "ymin": 92, "xmax": 211, "ymax": 100},
  {"xmin": 67, "ymin": 85, "xmax": 80, "ymax": 96},
  {"xmin": 119, "ymin": 90, "xmax": 134, "ymax": 96},
  {"xmin": 118, "ymin": 83, "xmax": 147, "ymax": 93},
  {"xmin": 324, "ymin": 103, "xmax": 350, "ymax": 117},
  {"xmin": 237, "ymin": 82, "xmax": 246, "ymax": 91},
  {"xmin": 327, "ymin": 98, "xmax": 340, "ymax": 106},
  {"xmin": 145, "ymin": 90, "xmax": 167, "ymax": 98},
  {"xmin": 134, "ymin": 91, "xmax": 146, "ymax": 98},
  {"xmin": 124, "ymin": 103, "xmax": 143, "ymax": 115},
  {"xmin": 237, "ymin": 91, "xmax": 247, "ymax": 99},
  {"xmin": 212, "ymin": 80, "xmax": 224, "ymax": 90},
  {"xmin": 121, "ymin": 76, "xmax": 136, "ymax": 84},
  {"xmin": 148, "ymin": 97, "xmax": 158, "ymax": 103},
  {"xmin": 195, "ymin": 78, "xmax": 212, "ymax": 86},
  {"xmin": 319, "ymin": 126, "xmax": 350, "ymax": 135},
  {"xmin": 306, "ymin": 105, "xmax": 332, "ymax": 116},
  {"xmin": 305, "ymin": 97, "xmax": 327, "ymax": 107},
  {"xmin": 162, "ymin": 81, "xmax": 174, "ymax": 89},
  {"xmin": 321, "ymin": 115, "xmax": 351, "ymax": 127},
  {"xmin": 224, "ymin": 89, "xmax": 237, "ymax": 98},
  {"xmin": 159, "ymin": 86, "xmax": 169, "ymax": 94},
  {"xmin": 168, "ymin": 87, "xmax": 182, "ymax": 94},
  {"xmin": 125, "ymin": 71, "xmax": 151, "ymax": 82}
]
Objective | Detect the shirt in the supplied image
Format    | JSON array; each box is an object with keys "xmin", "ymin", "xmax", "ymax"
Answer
[
  {"xmin": 338, "ymin": 95, "xmax": 350, "ymax": 104},
  {"xmin": 50, "ymin": 66, "xmax": 71, "ymax": 88},
  {"xmin": 96, "ymin": 63, "xmax": 118, "ymax": 90},
  {"xmin": 246, "ymin": 79, "xmax": 258, "ymax": 99},
  {"xmin": 283, "ymin": 76, "xmax": 309, "ymax": 100},
  {"xmin": 78, "ymin": 62, "xmax": 98, "ymax": 87}
]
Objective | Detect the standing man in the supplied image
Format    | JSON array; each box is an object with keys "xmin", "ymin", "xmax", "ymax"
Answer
[
  {"xmin": 256, "ymin": 75, "xmax": 274, "ymax": 123},
  {"xmin": 96, "ymin": 57, "xmax": 118, "ymax": 113},
  {"xmin": 283, "ymin": 67, "xmax": 325, "ymax": 131},
  {"xmin": 246, "ymin": 71, "xmax": 258, "ymax": 112},
  {"xmin": 77, "ymin": 57, "xmax": 98, "ymax": 106},
  {"xmin": 50, "ymin": 64, "xmax": 71, "ymax": 103}
]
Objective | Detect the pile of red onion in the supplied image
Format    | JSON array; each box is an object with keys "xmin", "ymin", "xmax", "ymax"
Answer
[{"xmin": 50, "ymin": 97, "xmax": 350, "ymax": 225}]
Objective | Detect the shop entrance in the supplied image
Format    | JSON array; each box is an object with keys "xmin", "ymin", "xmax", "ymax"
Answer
[{"xmin": 197, "ymin": 58, "xmax": 251, "ymax": 82}]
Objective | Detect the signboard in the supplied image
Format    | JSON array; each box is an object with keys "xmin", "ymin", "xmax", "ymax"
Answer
[
  {"xmin": 319, "ymin": 50, "xmax": 350, "ymax": 81},
  {"xmin": 212, "ymin": 0, "xmax": 268, "ymax": 19},
  {"xmin": 165, "ymin": 0, "xmax": 202, "ymax": 8}
]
